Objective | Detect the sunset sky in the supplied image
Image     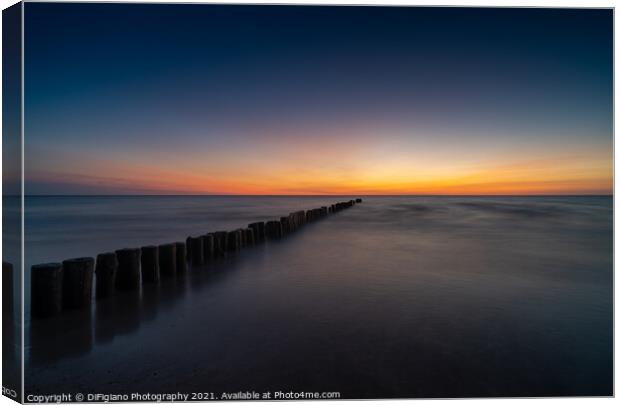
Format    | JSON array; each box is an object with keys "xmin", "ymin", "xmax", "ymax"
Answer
[{"xmin": 24, "ymin": 5, "xmax": 612, "ymax": 195}]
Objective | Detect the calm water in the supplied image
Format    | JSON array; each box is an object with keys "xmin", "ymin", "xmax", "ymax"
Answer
[{"xmin": 23, "ymin": 196, "xmax": 612, "ymax": 398}]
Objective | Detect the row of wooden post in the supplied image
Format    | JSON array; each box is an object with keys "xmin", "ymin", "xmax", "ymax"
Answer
[{"xmin": 30, "ymin": 199, "xmax": 362, "ymax": 319}]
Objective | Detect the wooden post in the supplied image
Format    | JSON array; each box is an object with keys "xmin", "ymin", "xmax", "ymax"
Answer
[
  {"xmin": 159, "ymin": 243, "xmax": 176, "ymax": 277},
  {"xmin": 238, "ymin": 229, "xmax": 247, "ymax": 247},
  {"xmin": 185, "ymin": 236, "xmax": 192, "ymax": 260},
  {"xmin": 189, "ymin": 236, "xmax": 204, "ymax": 266},
  {"xmin": 294, "ymin": 210, "xmax": 306, "ymax": 228},
  {"xmin": 31, "ymin": 263, "xmax": 63, "ymax": 318},
  {"xmin": 292, "ymin": 212, "xmax": 298, "ymax": 230},
  {"xmin": 234, "ymin": 229, "xmax": 244, "ymax": 248},
  {"xmin": 95, "ymin": 253, "xmax": 117, "ymax": 300},
  {"xmin": 227, "ymin": 230, "xmax": 240, "ymax": 252},
  {"xmin": 62, "ymin": 257, "xmax": 95, "ymax": 310},
  {"xmin": 202, "ymin": 234, "xmax": 214, "ymax": 261},
  {"xmin": 266, "ymin": 220, "xmax": 283, "ymax": 240},
  {"xmin": 288, "ymin": 211, "xmax": 304, "ymax": 232},
  {"xmin": 248, "ymin": 222, "xmax": 265, "ymax": 243},
  {"xmin": 141, "ymin": 246, "xmax": 160, "ymax": 283},
  {"xmin": 115, "ymin": 248, "xmax": 141, "ymax": 291},
  {"xmin": 280, "ymin": 217, "xmax": 291, "ymax": 235},
  {"xmin": 214, "ymin": 231, "xmax": 228, "ymax": 257},
  {"xmin": 244, "ymin": 228, "xmax": 255, "ymax": 246},
  {"xmin": 175, "ymin": 242, "xmax": 187, "ymax": 274},
  {"xmin": 355, "ymin": 198, "xmax": 362, "ymax": 203},
  {"xmin": 287, "ymin": 213, "xmax": 296, "ymax": 232}
]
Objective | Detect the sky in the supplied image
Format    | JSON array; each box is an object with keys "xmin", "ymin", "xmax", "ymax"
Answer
[{"xmin": 24, "ymin": 4, "xmax": 612, "ymax": 195}]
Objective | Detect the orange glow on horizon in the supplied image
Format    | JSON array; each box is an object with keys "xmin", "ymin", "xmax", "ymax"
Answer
[
  {"xmin": 27, "ymin": 155, "xmax": 612, "ymax": 195},
  {"xmin": 25, "ymin": 132, "xmax": 612, "ymax": 196}
]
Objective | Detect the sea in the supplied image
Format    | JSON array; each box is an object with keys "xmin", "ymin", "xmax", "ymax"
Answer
[{"xmin": 13, "ymin": 195, "xmax": 614, "ymax": 397}]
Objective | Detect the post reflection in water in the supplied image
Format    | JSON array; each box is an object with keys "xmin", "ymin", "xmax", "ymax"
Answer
[{"xmin": 28, "ymin": 247, "xmax": 250, "ymax": 368}]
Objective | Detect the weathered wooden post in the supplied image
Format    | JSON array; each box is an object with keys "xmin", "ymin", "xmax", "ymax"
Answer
[
  {"xmin": 95, "ymin": 253, "xmax": 117, "ymax": 300},
  {"xmin": 159, "ymin": 243, "xmax": 176, "ymax": 277},
  {"xmin": 31, "ymin": 263, "xmax": 63, "ymax": 318},
  {"xmin": 248, "ymin": 222, "xmax": 265, "ymax": 243},
  {"xmin": 141, "ymin": 246, "xmax": 160, "ymax": 283},
  {"xmin": 297, "ymin": 210, "xmax": 306, "ymax": 226},
  {"xmin": 175, "ymin": 242, "xmax": 187, "ymax": 274},
  {"xmin": 266, "ymin": 220, "xmax": 283, "ymax": 239},
  {"xmin": 280, "ymin": 217, "xmax": 291, "ymax": 235},
  {"xmin": 206, "ymin": 233, "xmax": 216, "ymax": 257},
  {"xmin": 241, "ymin": 228, "xmax": 248, "ymax": 247},
  {"xmin": 115, "ymin": 248, "xmax": 141, "ymax": 290},
  {"xmin": 290, "ymin": 212, "xmax": 297, "ymax": 230},
  {"xmin": 356, "ymin": 198, "xmax": 362, "ymax": 203},
  {"xmin": 287, "ymin": 214, "xmax": 294, "ymax": 232},
  {"xmin": 227, "ymin": 230, "xmax": 240, "ymax": 252},
  {"xmin": 202, "ymin": 234, "xmax": 214, "ymax": 261},
  {"xmin": 189, "ymin": 236, "xmax": 204, "ymax": 266},
  {"xmin": 214, "ymin": 231, "xmax": 228, "ymax": 257},
  {"xmin": 244, "ymin": 228, "xmax": 255, "ymax": 246},
  {"xmin": 208, "ymin": 233, "xmax": 217, "ymax": 257},
  {"xmin": 236, "ymin": 229, "xmax": 246, "ymax": 248},
  {"xmin": 185, "ymin": 236, "xmax": 192, "ymax": 260},
  {"xmin": 292, "ymin": 211, "xmax": 304, "ymax": 230},
  {"xmin": 62, "ymin": 257, "xmax": 95, "ymax": 310}
]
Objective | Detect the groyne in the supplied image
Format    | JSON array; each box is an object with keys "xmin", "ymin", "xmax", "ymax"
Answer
[{"xmin": 30, "ymin": 198, "xmax": 362, "ymax": 318}]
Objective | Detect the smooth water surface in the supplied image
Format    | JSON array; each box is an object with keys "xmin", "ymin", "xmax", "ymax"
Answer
[{"xmin": 25, "ymin": 196, "xmax": 613, "ymax": 398}]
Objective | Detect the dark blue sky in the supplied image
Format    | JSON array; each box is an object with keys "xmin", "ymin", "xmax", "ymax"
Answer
[{"xmin": 24, "ymin": 4, "xmax": 613, "ymax": 195}]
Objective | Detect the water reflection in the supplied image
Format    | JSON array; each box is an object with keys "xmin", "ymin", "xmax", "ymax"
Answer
[
  {"xmin": 28, "ymin": 241, "xmax": 262, "ymax": 368},
  {"xmin": 29, "ymin": 309, "xmax": 93, "ymax": 366}
]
